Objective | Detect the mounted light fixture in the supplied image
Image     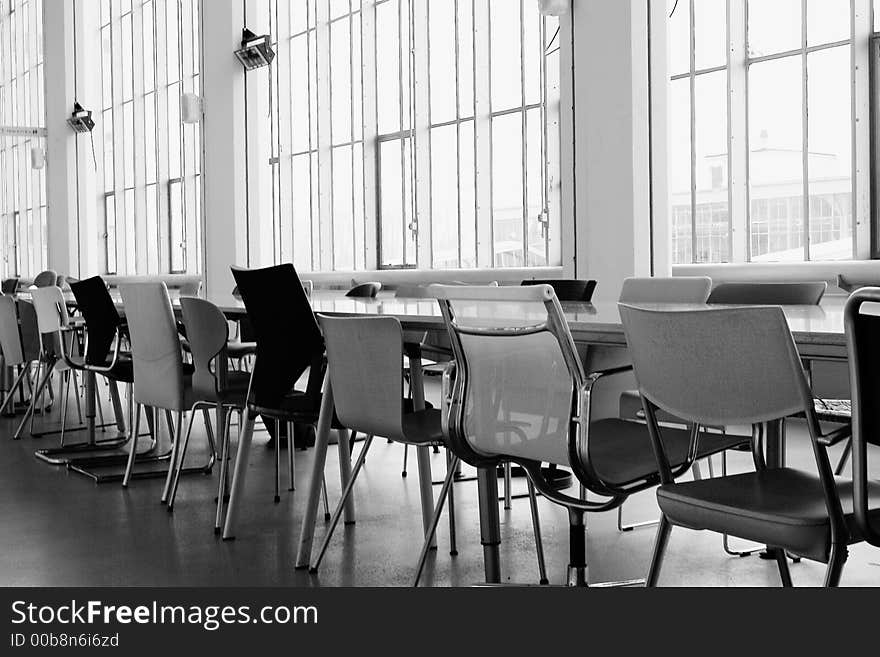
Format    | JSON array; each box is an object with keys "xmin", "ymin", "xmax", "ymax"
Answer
[
  {"xmin": 66, "ymin": 102, "xmax": 95, "ymax": 133},
  {"xmin": 538, "ymin": 0, "xmax": 569, "ymax": 16},
  {"xmin": 234, "ymin": 28, "xmax": 275, "ymax": 70},
  {"xmin": 180, "ymin": 93, "xmax": 202, "ymax": 123}
]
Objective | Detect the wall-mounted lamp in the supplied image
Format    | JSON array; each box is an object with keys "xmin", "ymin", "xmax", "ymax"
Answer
[
  {"xmin": 30, "ymin": 146, "xmax": 45, "ymax": 170},
  {"xmin": 181, "ymin": 93, "xmax": 202, "ymax": 123},
  {"xmin": 538, "ymin": 0, "xmax": 569, "ymax": 16},
  {"xmin": 234, "ymin": 28, "xmax": 275, "ymax": 70},
  {"xmin": 66, "ymin": 102, "xmax": 95, "ymax": 133}
]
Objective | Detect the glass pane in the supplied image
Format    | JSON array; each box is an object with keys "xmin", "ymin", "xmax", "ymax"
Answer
[
  {"xmin": 490, "ymin": 0, "xmax": 522, "ymax": 111},
  {"xmin": 526, "ymin": 107, "xmax": 546, "ymax": 266},
  {"xmin": 749, "ymin": 55, "xmax": 804, "ymax": 262},
  {"xmin": 352, "ymin": 141, "xmax": 365, "ymax": 269},
  {"xmin": 121, "ymin": 13, "xmax": 133, "ymax": 102},
  {"xmin": 123, "ymin": 102, "xmax": 134, "ymax": 188},
  {"xmin": 429, "ymin": 0, "xmax": 457, "ymax": 125},
  {"xmin": 292, "ymin": 153, "xmax": 313, "ymax": 269},
  {"xmin": 376, "ymin": 0, "xmax": 400, "ymax": 134},
  {"xmin": 167, "ymin": 0, "xmax": 180, "ymax": 83},
  {"xmin": 101, "ymin": 26, "xmax": 112, "ymax": 108},
  {"xmin": 694, "ymin": 71, "xmax": 728, "ymax": 263},
  {"xmin": 103, "ymin": 108, "xmax": 114, "ymax": 191},
  {"xmin": 459, "ymin": 120, "xmax": 476, "ymax": 268},
  {"xmin": 332, "ymin": 145, "xmax": 354, "ymax": 270},
  {"xmin": 807, "ymin": 0, "xmax": 850, "ymax": 46},
  {"xmin": 492, "ymin": 112, "xmax": 523, "ymax": 267},
  {"xmin": 431, "ymin": 124, "xmax": 458, "ymax": 267},
  {"xmin": 105, "ymin": 196, "xmax": 117, "ymax": 273},
  {"xmin": 330, "ymin": 17, "xmax": 351, "ymax": 144},
  {"xmin": 145, "ymin": 184, "xmax": 158, "ymax": 274},
  {"xmin": 669, "ymin": 77, "xmax": 692, "ymax": 264},
  {"xmin": 748, "ymin": 0, "xmax": 801, "ymax": 58},
  {"xmin": 291, "ymin": 34, "xmax": 310, "ymax": 152},
  {"xmin": 522, "ymin": 0, "xmax": 541, "ymax": 106},
  {"xmin": 168, "ymin": 81, "xmax": 181, "ymax": 179},
  {"xmin": 144, "ymin": 93, "xmax": 156, "ymax": 185},
  {"xmin": 169, "ymin": 181, "xmax": 185, "ymax": 272},
  {"xmin": 668, "ymin": 0, "xmax": 690, "ymax": 76},
  {"xmin": 694, "ymin": 0, "xmax": 726, "ymax": 70},
  {"xmin": 330, "ymin": 0, "xmax": 349, "ymax": 20},
  {"xmin": 379, "ymin": 138, "xmax": 412, "ymax": 266},
  {"xmin": 457, "ymin": 0, "xmax": 474, "ymax": 117},
  {"xmin": 143, "ymin": 1, "xmax": 155, "ymax": 92},
  {"xmin": 124, "ymin": 188, "xmax": 135, "ymax": 272},
  {"xmin": 807, "ymin": 45, "xmax": 852, "ymax": 260}
]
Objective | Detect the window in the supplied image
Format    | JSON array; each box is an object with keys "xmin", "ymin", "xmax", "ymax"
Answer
[
  {"xmin": 269, "ymin": 0, "xmax": 562, "ymax": 271},
  {"xmin": 665, "ymin": 0, "xmax": 870, "ymax": 264},
  {"xmin": 0, "ymin": 0, "xmax": 47, "ymax": 279},
  {"xmin": 98, "ymin": 0, "xmax": 201, "ymax": 275}
]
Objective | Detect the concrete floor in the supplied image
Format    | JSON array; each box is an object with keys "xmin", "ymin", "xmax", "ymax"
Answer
[{"xmin": 0, "ymin": 377, "xmax": 878, "ymax": 587}]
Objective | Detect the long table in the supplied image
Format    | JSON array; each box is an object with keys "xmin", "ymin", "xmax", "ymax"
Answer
[{"xmin": 208, "ymin": 291, "xmax": 849, "ymax": 581}]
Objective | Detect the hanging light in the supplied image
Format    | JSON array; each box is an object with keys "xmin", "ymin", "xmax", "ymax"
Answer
[
  {"xmin": 234, "ymin": 28, "xmax": 275, "ymax": 70},
  {"xmin": 538, "ymin": 0, "xmax": 569, "ymax": 16}
]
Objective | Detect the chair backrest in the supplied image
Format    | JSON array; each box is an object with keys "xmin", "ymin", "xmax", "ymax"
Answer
[
  {"xmin": 120, "ymin": 282, "xmax": 186, "ymax": 410},
  {"xmin": 844, "ymin": 287, "xmax": 880, "ymax": 546},
  {"xmin": 619, "ymin": 304, "xmax": 812, "ymax": 427},
  {"xmin": 230, "ymin": 264, "xmax": 324, "ymax": 408},
  {"xmin": 177, "ymin": 280, "xmax": 202, "ymax": 297},
  {"xmin": 431, "ymin": 284, "xmax": 580, "ymax": 468},
  {"xmin": 1, "ymin": 278, "xmax": 19, "ymax": 294},
  {"xmin": 32, "ymin": 269, "xmax": 58, "ymax": 288},
  {"xmin": 0, "ymin": 296, "xmax": 25, "ymax": 366},
  {"xmin": 30, "ymin": 286, "xmax": 69, "ymax": 336},
  {"xmin": 70, "ymin": 276, "xmax": 123, "ymax": 366},
  {"xmin": 619, "ymin": 276, "xmax": 712, "ymax": 303},
  {"xmin": 521, "ymin": 279, "xmax": 597, "ymax": 302},
  {"xmin": 707, "ymin": 281, "xmax": 826, "ymax": 305},
  {"xmin": 15, "ymin": 300, "xmax": 41, "ymax": 361},
  {"xmin": 346, "ymin": 281, "xmax": 381, "ymax": 298},
  {"xmin": 318, "ymin": 315, "xmax": 405, "ymax": 441},
  {"xmin": 180, "ymin": 297, "xmax": 230, "ymax": 400}
]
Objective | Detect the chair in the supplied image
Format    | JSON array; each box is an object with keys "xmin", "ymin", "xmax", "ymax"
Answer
[
  {"xmin": 432, "ymin": 284, "xmax": 719, "ymax": 586},
  {"xmin": 221, "ymin": 264, "xmax": 331, "ymax": 540},
  {"xmin": 308, "ymin": 314, "xmax": 461, "ymax": 582},
  {"xmin": 119, "ymin": 282, "xmax": 215, "ymax": 499},
  {"xmin": 0, "ymin": 297, "xmax": 40, "ymax": 417},
  {"xmin": 167, "ymin": 298, "xmax": 251, "ymax": 530},
  {"xmin": 1, "ymin": 278, "xmax": 19, "ymax": 295},
  {"xmin": 21, "ymin": 286, "xmax": 83, "ymax": 442},
  {"xmin": 346, "ymin": 281, "xmax": 382, "ymax": 298},
  {"xmin": 620, "ymin": 303, "xmax": 869, "ymax": 587},
  {"xmin": 177, "ymin": 280, "xmax": 202, "ymax": 297},
  {"xmin": 844, "ymin": 286, "xmax": 880, "ymax": 550},
  {"xmin": 32, "ymin": 270, "xmax": 58, "ymax": 288},
  {"xmin": 707, "ymin": 281, "xmax": 827, "ymax": 305},
  {"xmin": 521, "ymin": 278, "xmax": 597, "ymax": 303},
  {"xmin": 619, "ymin": 275, "xmax": 712, "ymax": 303}
]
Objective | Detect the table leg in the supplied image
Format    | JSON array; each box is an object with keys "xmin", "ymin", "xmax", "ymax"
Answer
[
  {"xmin": 477, "ymin": 466, "xmax": 502, "ymax": 584},
  {"xmin": 108, "ymin": 380, "xmax": 126, "ymax": 432},
  {"xmin": 295, "ymin": 373, "xmax": 334, "ymax": 568},
  {"xmin": 408, "ymin": 354, "xmax": 436, "ymax": 548},
  {"xmin": 761, "ymin": 419, "xmax": 786, "ymax": 560}
]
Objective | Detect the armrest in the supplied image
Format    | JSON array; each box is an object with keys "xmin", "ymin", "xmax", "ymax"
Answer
[
  {"xmin": 585, "ymin": 364, "xmax": 633, "ymax": 387},
  {"xmin": 817, "ymin": 424, "xmax": 852, "ymax": 447}
]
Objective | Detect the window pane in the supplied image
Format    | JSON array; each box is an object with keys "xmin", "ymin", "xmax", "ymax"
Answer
[
  {"xmin": 492, "ymin": 112, "xmax": 523, "ymax": 267},
  {"xmin": 459, "ymin": 120, "xmax": 476, "ymax": 267},
  {"xmin": 668, "ymin": 0, "xmax": 690, "ymax": 76},
  {"xmin": 807, "ymin": 0, "xmax": 850, "ymax": 46},
  {"xmin": 748, "ymin": 0, "xmax": 801, "ymax": 58},
  {"xmin": 292, "ymin": 154, "xmax": 313, "ymax": 269},
  {"xmin": 376, "ymin": 0, "xmax": 400, "ymax": 134},
  {"xmin": 330, "ymin": 0, "xmax": 349, "ymax": 20},
  {"xmin": 694, "ymin": 71, "xmax": 728, "ymax": 263},
  {"xmin": 669, "ymin": 77, "xmax": 691, "ymax": 264},
  {"xmin": 143, "ymin": 1, "xmax": 155, "ymax": 92},
  {"xmin": 749, "ymin": 55, "xmax": 804, "ymax": 262},
  {"xmin": 380, "ymin": 139, "xmax": 403, "ymax": 266},
  {"xmin": 332, "ymin": 145, "xmax": 354, "ymax": 269},
  {"xmin": 105, "ymin": 195, "xmax": 117, "ymax": 273},
  {"xmin": 807, "ymin": 45, "xmax": 852, "ymax": 260},
  {"xmin": 490, "ymin": 0, "xmax": 523, "ymax": 111},
  {"xmin": 525, "ymin": 107, "xmax": 546, "ymax": 266},
  {"xmin": 457, "ymin": 0, "xmax": 474, "ymax": 117},
  {"xmin": 169, "ymin": 181, "xmax": 185, "ymax": 272},
  {"xmin": 431, "ymin": 124, "xmax": 458, "ymax": 267},
  {"xmin": 429, "ymin": 0, "xmax": 457, "ymax": 125},
  {"xmin": 121, "ymin": 13, "xmax": 133, "ymax": 102},
  {"xmin": 291, "ymin": 34, "xmax": 311, "ymax": 152},
  {"xmin": 330, "ymin": 17, "xmax": 351, "ymax": 144},
  {"xmin": 694, "ymin": 0, "xmax": 726, "ymax": 70},
  {"xmin": 522, "ymin": 0, "xmax": 541, "ymax": 106},
  {"xmin": 123, "ymin": 101, "xmax": 134, "ymax": 187}
]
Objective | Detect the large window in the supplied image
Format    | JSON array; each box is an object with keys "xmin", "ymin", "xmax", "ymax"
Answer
[
  {"xmin": 269, "ymin": 0, "xmax": 562, "ymax": 271},
  {"xmin": 666, "ymin": 0, "xmax": 871, "ymax": 264},
  {"xmin": 98, "ymin": 0, "xmax": 201, "ymax": 275},
  {"xmin": 0, "ymin": 0, "xmax": 47, "ymax": 278}
]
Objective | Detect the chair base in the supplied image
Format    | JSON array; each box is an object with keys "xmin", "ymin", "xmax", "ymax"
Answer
[{"xmin": 34, "ymin": 431, "xmax": 129, "ymax": 465}]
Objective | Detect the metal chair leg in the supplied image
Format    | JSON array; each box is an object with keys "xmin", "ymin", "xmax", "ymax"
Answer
[
  {"xmin": 122, "ymin": 404, "xmax": 143, "ymax": 487},
  {"xmin": 321, "ymin": 475, "xmax": 330, "ymax": 520},
  {"xmin": 823, "ymin": 545, "xmax": 847, "ymax": 587},
  {"xmin": 0, "ymin": 364, "xmax": 29, "ymax": 416},
  {"xmin": 774, "ymin": 547, "xmax": 793, "ymax": 587},
  {"xmin": 309, "ymin": 435, "xmax": 375, "ymax": 573},
  {"xmin": 160, "ymin": 411, "xmax": 183, "ymax": 504},
  {"xmin": 412, "ymin": 455, "xmax": 460, "ymax": 587},
  {"xmin": 834, "ymin": 438, "xmax": 852, "ymax": 476},
  {"xmin": 446, "ymin": 450, "xmax": 457, "ymax": 556},
  {"xmin": 274, "ymin": 419, "xmax": 281, "ymax": 503},
  {"xmin": 401, "ymin": 443, "xmax": 408, "ymax": 478},
  {"xmin": 167, "ymin": 408, "xmax": 199, "ymax": 511},
  {"xmin": 59, "ymin": 371, "xmax": 70, "ymax": 447},
  {"xmin": 503, "ymin": 462, "xmax": 512, "ymax": 510},
  {"xmin": 214, "ymin": 406, "xmax": 233, "ymax": 535},
  {"xmin": 287, "ymin": 422, "xmax": 295, "ymax": 491},
  {"xmin": 646, "ymin": 515, "xmax": 672, "ymax": 587},
  {"xmin": 526, "ymin": 476, "xmax": 549, "ymax": 585},
  {"xmin": 71, "ymin": 369, "xmax": 83, "ymax": 424}
]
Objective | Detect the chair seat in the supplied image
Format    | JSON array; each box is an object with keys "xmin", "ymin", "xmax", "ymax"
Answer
[
  {"xmin": 657, "ymin": 468, "xmax": 880, "ymax": 562},
  {"xmin": 588, "ymin": 419, "xmax": 749, "ymax": 488},
  {"xmin": 402, "ymin": 408, "xmax": 444, "ymax": 445}
]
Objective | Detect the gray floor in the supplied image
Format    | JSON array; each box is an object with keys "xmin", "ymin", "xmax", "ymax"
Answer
[{"xmin": 0, "ymin": 377, "xmax": 878, "ymax": 587}]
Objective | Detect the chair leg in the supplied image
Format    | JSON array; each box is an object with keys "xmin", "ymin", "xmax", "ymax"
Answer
[
  {"xmin": 59, "ymin": 371, "xmax": 70, "ymax": 447},
  {"xmin": 566, "ymin": 508, "xmax": 587, "ymax": 586},
  {"xmin": 161, "ymin": 411, "xmax": 183, "ymax": 504},
  {"xmin": 214, "ymin": 406, "xmax": 232, "ymax": 535},
  {"xmin": 0, "ymin": 364, "xmax": 29, "ymax": 416},
  {"xmin": 287, "ymin": 422, "xmax": 295, "ymax": 491},
  {"xmin": 72, "ymin": 369, "xmax": 83, "ymax": 424},
  {"xmin": 526, "ymin": 476, "xmax": 549, "ymax": 585},
  {"xmin": 834, "ymin": 438, "xmax": 852, "ymax": 476},
  {"xmin": 167, "ymin": 408, "xmax": 198, "ymax": 511},
  {"xmin": 774, "ymin": 547, "xmax": 793, "ymax": 587},
  {"xmin": 503, "ymin": 462, "xmax": 512, "ymax": 510},
  {"xmin": 309, "ymin": 435, "xmax": 374, "ymax": 573},
  {"xmin": 412, "ymin": 455, "xmax": 460, "ymax": 587},
  {"xmin": 222, "ymin": 408, "xmax": 257, "ymax": 540},
  {"xmin": 823, "ymin": 545, "xmax": 847, "ymax": 587},
  {"xmin": 321, "ymin": 475, "xmax": 330, "ymax": 520},
  {"xmin": 401, "ymin": 443, "xmax": 408, "ymax": 478},
  {"xmin": 646, "ymin": 515, "xmax": 672, "ymax": 587},
  {"xmin": 15, "ymin": 360, "xmax": 51, "ymax": 440},
  {"xmin": 122, "ymin": 404, "xmax": 143, "ymax": 487},
  {"xmin": 274, "ymin": 419, "xmax": 281, "ymax": 503},
  {"xmin": 446, "ymin": 450, "xmax": 457, "ymax": 556}
]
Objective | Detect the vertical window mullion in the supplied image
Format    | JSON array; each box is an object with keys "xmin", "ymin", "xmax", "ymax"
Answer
[
  {"xmin": 689, "ymin": 0, "xmax": 697, "ymax": 261},
  {"xmin": 802, "ymin": 0, "xmax": 810, "ymax": 260}
]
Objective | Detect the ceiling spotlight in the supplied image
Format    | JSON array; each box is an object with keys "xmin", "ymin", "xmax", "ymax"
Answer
[{"xmin": 234, "ymin": 28, "xmax": 275, "ymax": 70}]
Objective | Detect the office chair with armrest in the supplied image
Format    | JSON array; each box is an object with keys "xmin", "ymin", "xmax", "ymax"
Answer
[{"xmin": 620, "ymin": 303, "xmax": 873, "ymax": 586}]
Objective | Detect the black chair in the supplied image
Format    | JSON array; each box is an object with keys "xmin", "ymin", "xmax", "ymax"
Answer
[
  {"xmin": 620, "ymin": 303, "xmax": 873, "ymax": 587},
  {"xmin": 521, "ymin": 278, "xmax": 597, "ymax": 303},
  {"xmin": 707, "ymin": 281, "xmax": 827, "ymax": 305},
  {"xmin": 346, "ymin": 281, "xmax": 382, "ymax": 298},
  {"xmin": 1, "ymin": 278, "xmax": 19, "ymax": 295}
]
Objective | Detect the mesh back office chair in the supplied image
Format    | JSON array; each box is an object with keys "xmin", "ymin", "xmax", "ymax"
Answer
[
  {"xmin": 620, "ymin": 304, "xmax": 875, "ymax": 586},
  {"xmin": 433, "ymin": 284, "xmax": 707, "ymax": 586}
]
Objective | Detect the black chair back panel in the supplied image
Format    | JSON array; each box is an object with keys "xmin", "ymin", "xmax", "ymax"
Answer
[
  {"xmin": 70, "ymin": 276, "xmax": 123, "ymax": 366},
  {"xmin": 521, "ymin": 279, "xmax": 597, "ymax": 302},
  {"xmin": 707, "ymin": 281, "xmax": 826, "ymax": 305},
  {"xmin": 231, "ymin": 264, "xmax": 323, "ymax": 407}
]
